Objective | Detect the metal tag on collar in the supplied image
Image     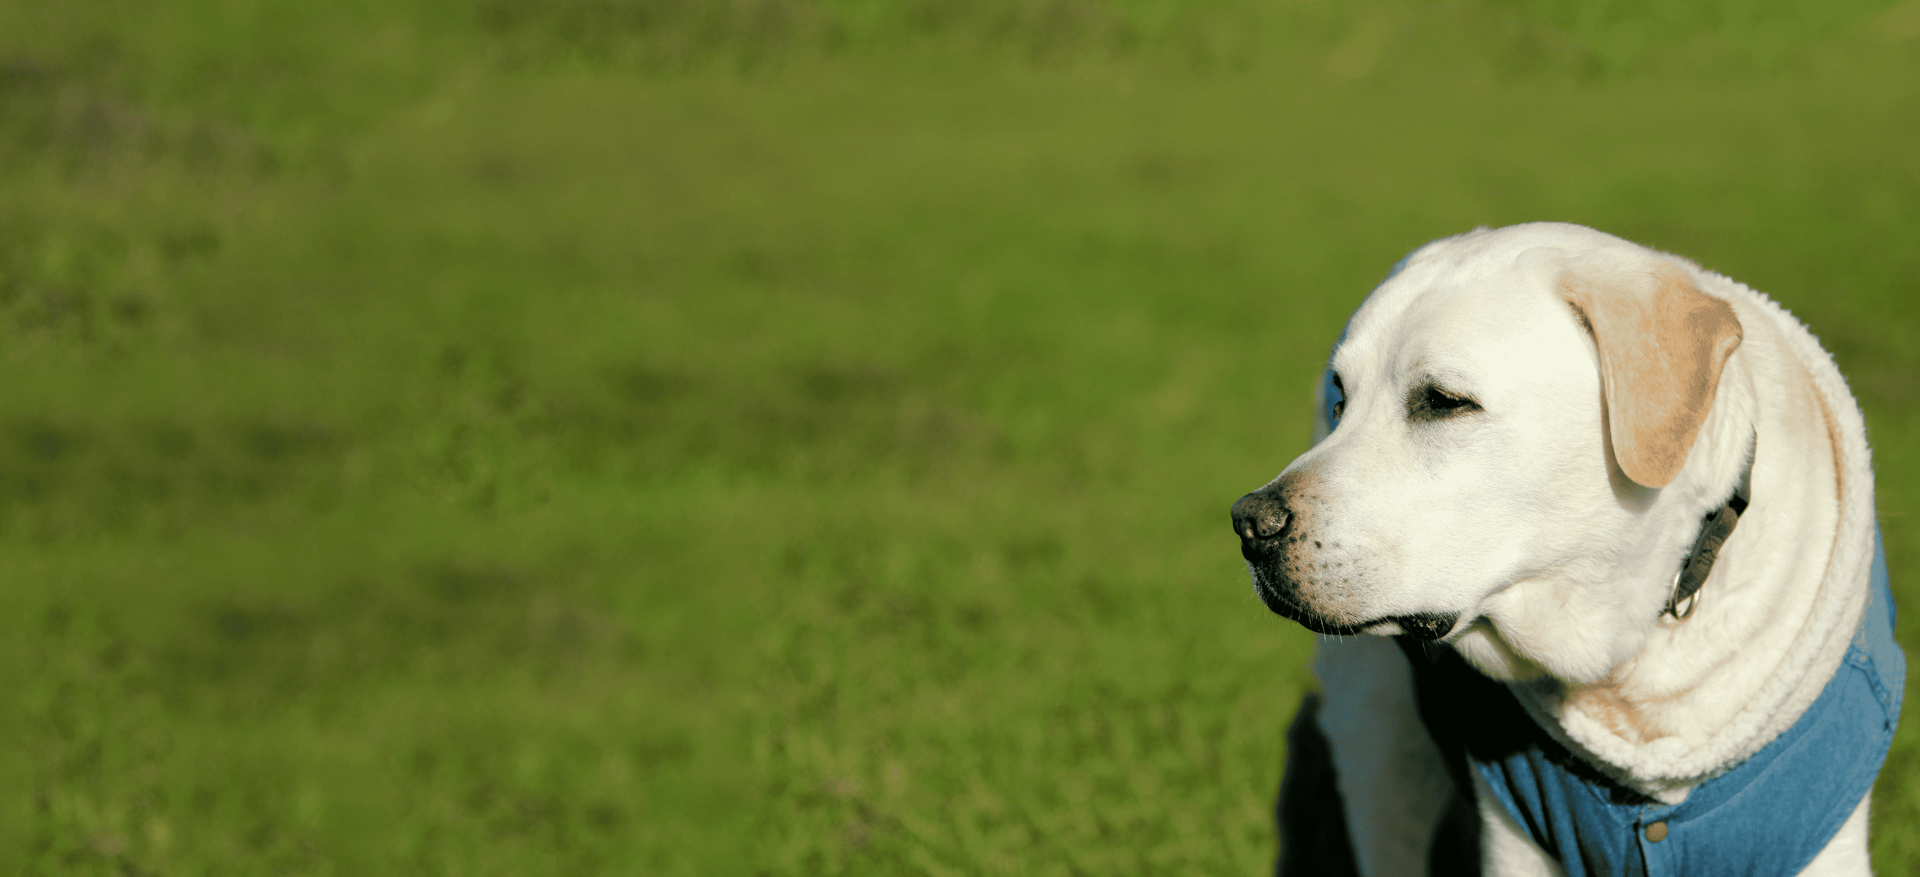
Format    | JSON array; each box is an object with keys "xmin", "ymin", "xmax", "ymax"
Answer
[{"xmin": 1664, "ymin": 436, "xmax": 1756, "ymax": 620}]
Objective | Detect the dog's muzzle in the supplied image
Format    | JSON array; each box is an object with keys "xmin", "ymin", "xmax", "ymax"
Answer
[{"xmin": 1231, "ymin": 489, "xmax": 1459, "ymax": 641}]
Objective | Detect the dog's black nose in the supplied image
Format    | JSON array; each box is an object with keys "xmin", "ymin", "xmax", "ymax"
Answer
[{"xmin": 1231, "ymin": 491, "xmax": 1291, "ymax": 542}]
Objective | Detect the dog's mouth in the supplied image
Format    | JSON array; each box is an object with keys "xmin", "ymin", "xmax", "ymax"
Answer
[
  {"xmin": 1255, "ymin": 581, "xmax": 1368, "ymax": 635},
  {"xmin": 1381, "ymin": 612, "xmax": 1462, "ymax": 641},
  {"xmin": 1255, "ymin": 578, "xmax": 1460, "ymax": 641}
]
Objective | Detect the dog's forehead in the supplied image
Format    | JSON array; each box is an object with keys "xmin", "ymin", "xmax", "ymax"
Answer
[{"xmin": 1333, "ymin": 254, "xmax": 1575, "ymax": 387}]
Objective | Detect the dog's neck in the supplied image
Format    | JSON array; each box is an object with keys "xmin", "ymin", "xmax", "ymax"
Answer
[{"xmin": 1505, "ymin": 274, "xmax": 1877, "ymax": 799}]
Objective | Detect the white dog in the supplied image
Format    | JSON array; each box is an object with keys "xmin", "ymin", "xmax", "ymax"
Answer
[{"xmin": 1234, "ymin": 224, "xmax": 1902, "ymax": 876}]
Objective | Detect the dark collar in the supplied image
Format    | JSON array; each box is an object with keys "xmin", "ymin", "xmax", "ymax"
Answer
[{"xmin": 1665, "ymin": 435, "xmax": 1756, "ymax": 620}]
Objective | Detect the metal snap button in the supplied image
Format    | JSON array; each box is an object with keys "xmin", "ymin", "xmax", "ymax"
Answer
[{"xmin": 1645, "ymin": 821, "xmax": 1668, "ymax": 842}]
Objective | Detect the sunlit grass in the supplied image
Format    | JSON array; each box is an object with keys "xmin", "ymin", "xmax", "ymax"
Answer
[{"xmin": 2, "ymin": 1, "xmax": 1917, "ymax": 873}]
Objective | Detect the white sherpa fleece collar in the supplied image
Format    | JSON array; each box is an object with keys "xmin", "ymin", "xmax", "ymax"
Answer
[{"xmin": 1514, "ymin": 269, "xmax": 1878, "ymax": 793}]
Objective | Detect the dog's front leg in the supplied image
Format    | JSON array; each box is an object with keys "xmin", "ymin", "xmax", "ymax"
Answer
[
  {"xmin": 1795, "ymin": 795, "xmax": 1871, "ymax": 876},
  {"xmin": 1469, "ymin": 770, "xmax": 1567, "ymax": 877},
  {"xmin": 1313, "ymin": 635, "xmax": 1456, "ymax": 876}
]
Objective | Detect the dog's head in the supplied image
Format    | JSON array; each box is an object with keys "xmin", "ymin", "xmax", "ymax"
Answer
[{"xmin": 1234, "ymin": 223, "xmax": 1751, "ymax": 683}]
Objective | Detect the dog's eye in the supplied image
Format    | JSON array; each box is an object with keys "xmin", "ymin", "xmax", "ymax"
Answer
[
  {"xmin": 1408, "ymin": 383, "xmax": 1480, "ymax": 421},
  {"xmin": 1329, "ymin": 374, "xmax": 1346, "ymax": 421}
]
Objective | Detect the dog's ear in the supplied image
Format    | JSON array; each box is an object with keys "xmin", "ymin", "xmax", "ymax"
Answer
[{"xmin": 1560, "ymin": 259, "xmax": 1742, "ymax": 488}]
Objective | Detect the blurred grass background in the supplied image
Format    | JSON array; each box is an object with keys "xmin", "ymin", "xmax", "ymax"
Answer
[{"xmin": 1, "ymin": 0, "xmax": 1917, "ymax": 873}]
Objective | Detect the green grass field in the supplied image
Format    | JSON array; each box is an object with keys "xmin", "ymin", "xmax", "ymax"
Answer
[{"xmin": 3, "ymin": 0, "xmax": 1919, "ymax": 873}]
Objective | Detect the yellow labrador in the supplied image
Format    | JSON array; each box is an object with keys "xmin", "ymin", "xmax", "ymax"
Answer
[{"xmin": 1236, "ymin": 224, "xmax": 1899, "ymax": 876}]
